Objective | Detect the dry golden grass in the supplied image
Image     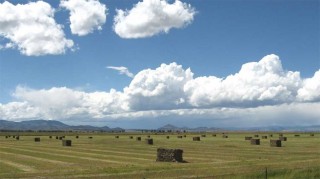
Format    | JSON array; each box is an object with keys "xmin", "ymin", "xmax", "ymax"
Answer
[{"xmin": 0, "ymin": 132, "xmax": 319, "ymax": 178}]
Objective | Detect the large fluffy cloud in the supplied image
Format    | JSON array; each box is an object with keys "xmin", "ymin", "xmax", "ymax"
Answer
[
  {"xmin": 60, "ymin": 0, "xmax": 107, "ymax": 36},
  {"xmin": 0, "ymin": 54, "xmax": 319, "ymax": 126},
  {"xmin": 113, "ymin": 0, "xmax": 196, "ymax": 38},
  {"xmin": 9, "ymin": 86, "xmax": 127, "ymax": 119},
  {"xmin": 297, "ymin": 70, "xmax": 320, "ymax": 102},
  {"xmin": 184, "ymin": 54, "xmax": 302, "ymax": 107},
  {"xmin": 124, "ymin": 62, "xmax": 193, "ymax": 110},
  {"xmin": 0, "ymin": 1, "xmax": 74, "ymax": 56}
]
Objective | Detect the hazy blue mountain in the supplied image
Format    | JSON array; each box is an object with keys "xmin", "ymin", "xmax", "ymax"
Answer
[
  {"xmin": 0, "ymin": 120, "xmax": 123, "ymax": 132},
  {"xmin": 158, "ymin": 124, "xmax": 320, "ymax": 132},
  {"xmin": 158, "ymin": 124, "xmax": 179, "ymax": 130}
]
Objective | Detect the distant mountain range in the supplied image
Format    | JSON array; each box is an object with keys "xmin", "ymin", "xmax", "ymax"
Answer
[
  {"xmin": 0, "ymin": 120, "xmax": 319, "ymax": 132},
  {"xmin": 0, "ymin": 120, "xmax": 124, "ymax": 132},
  {"xmin": 158, "ymin": 124, "xmax": 320, "ymax": 132}
]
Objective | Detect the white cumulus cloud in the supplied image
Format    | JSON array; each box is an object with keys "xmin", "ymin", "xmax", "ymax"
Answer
[
  {"xmin": 107, "ymin": 66, "xmax": 134, "ymax": 78},
  {"xmin": 9, "ymin": 86, "xmax": 127, "ymax": 120},
  {"xmin": 124, "ymin": 62, "xmax": 193, "ymax": 110},
  {"xmin": 297, "ymin": 70, "xmax": 320, "ymax": 102},
  {"xmin": 113, "ymin": 0, "xmax": 196, "ymax": 38},
  {"xmin": 184, "ymin": 54, "xmax": 302, "ymax": 107},
  {"xmin": 0, "ymin": 1, "xmax": 74, "ymax": 56},
  {"xmin": 60, "ymin": 0, "xmax": 107, "ymax": 36},
  {"xmin": 0, "ymin": 54, "xmax": 319, "ymax": 126}
]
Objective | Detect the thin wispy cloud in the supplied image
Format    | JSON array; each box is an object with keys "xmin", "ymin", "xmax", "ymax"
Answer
[{"xmin": 107, "ymin": 66, "xmax": 135, "ymax": 78}]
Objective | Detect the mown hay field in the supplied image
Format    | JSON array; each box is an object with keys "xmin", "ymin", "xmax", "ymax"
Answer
[{"xmin": 0, "ymin": 132, "xmax": 319, "ymax": 179}]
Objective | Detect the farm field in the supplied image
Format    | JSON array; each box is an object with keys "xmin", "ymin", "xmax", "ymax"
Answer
[{"xmin": 0, "ymin": 132, "xmax": 319, "ymax": 179}]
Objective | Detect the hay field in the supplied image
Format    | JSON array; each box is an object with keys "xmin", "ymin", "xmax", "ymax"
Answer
[{"xmin": 0, "ymin": 132, "xmax": 319, "ymax": 179}]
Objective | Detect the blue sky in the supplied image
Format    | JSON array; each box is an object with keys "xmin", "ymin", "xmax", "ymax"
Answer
[{"xmin": 0, "ymin": 0, "xmax": 319, "ymax": 128}]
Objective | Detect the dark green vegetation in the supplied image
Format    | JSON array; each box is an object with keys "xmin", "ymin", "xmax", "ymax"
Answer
[{"xmin": 0, "ymin": 132, "xmax": 319, "ymax": 178}]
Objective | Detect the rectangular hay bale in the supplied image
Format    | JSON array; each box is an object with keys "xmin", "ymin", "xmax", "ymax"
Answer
[
  {"xmin": 34, "ymin": 137, "xmax": 40, "ymax": 142},
  {"xmin": 156, "ymin": 148, "xmax": 183, "ymax": 162},
  {"xmin": 270, "ymin": 140, "xmax": 281, "ymax": 147},
  {"xmin": 245, "ymin": 136, "xmax": 252, "ymax": 140},
  {"xmin": 145, "ymin": 138, "xmax": 153, "ymax": 145},
  {"xmin": 250, "ymin": 139, "xmax": 260, "ymax": 145},
  {"xmin": 62, "ymin": 140, "xmax": 72, "ymax": 146},
  {"xmin": 193, "ymin": 136, "xmax": 201, "ymax": 141},
  {"xmin": 279, "ymin": 136, "xmax": 287, "ymax": 141}
]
